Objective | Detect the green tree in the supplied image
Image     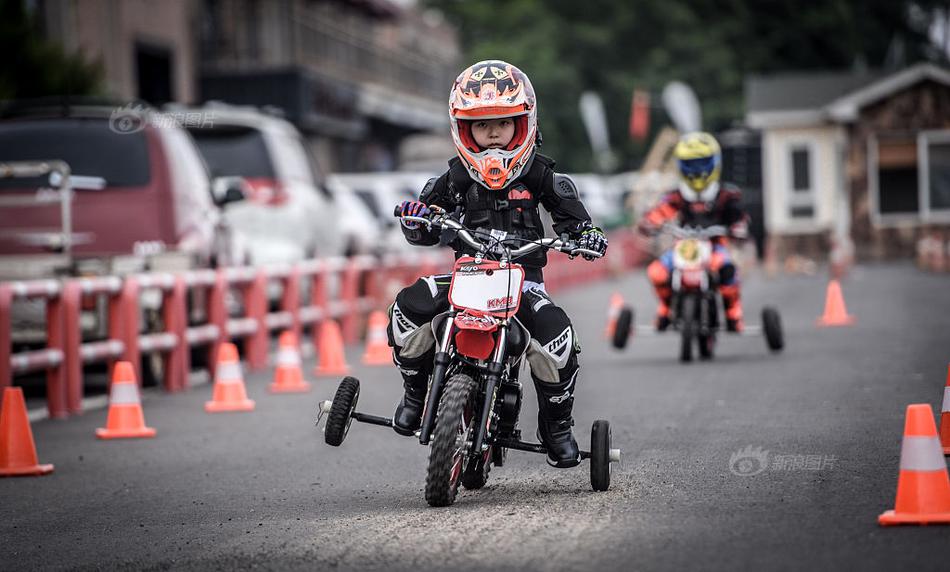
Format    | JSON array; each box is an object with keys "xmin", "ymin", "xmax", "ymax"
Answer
[
  {"xmin": 426, "ymin": 0, "xmax": 945, "ymax": 171},
  {"xmin": 0, "ymin": 1, "xmax": 102, "ymax": 101}
]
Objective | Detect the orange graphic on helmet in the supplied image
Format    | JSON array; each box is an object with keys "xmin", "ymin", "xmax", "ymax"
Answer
[{"xmin": 449, "ymin": 60, "xmax": 538, "ymax": 190}]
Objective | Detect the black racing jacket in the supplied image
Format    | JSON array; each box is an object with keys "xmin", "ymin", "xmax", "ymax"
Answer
[{"xmin": 401, "ymin": 153, "xmax": 592, "ymax": 283}]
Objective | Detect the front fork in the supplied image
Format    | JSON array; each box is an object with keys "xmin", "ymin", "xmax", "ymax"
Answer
[
  {"xmin": 418, "ymin": 311, "xmax": 456, "ymax": 445},
  {"xmin": 469, "ymin": 324, "xmax": 507, "ymax": 457}
]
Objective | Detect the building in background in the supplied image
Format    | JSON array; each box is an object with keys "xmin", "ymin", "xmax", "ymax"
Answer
[
  {"xmin": 746, "ymin": 62, "xmax": 950, "ymax": 262},
  {"xmin": 198, "ymin": 0, "xmax": 459, "ymax": 172},
  {"xmin": 30, "ymin": 0, "xmax": 459, "ymax": 173},
  {"xmin": 35, "ymin": 0, "xmax": 200, "ymax": 104}
]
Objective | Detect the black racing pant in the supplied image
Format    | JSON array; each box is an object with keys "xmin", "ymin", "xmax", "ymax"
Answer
[{"xmin": 386, "ymin": 274, "xmax": 580, "ymax": 403}]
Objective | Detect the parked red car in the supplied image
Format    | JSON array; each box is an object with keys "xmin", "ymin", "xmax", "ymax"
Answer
[{"xmin": 0, "ymin": 102, "xmax": 245, "ymax": 280}]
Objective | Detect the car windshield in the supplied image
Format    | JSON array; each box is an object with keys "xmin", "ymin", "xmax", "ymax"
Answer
[
  {"xmin": 354, "ymin": 190, "xmax": 381, "ymax": 219},
  {"xmin": 0, "ymin": 118, "xmax": 151, "ymax": 189},
  {"xmin": 188, "ymin": 125, "xmax": 276, "ymax": 179}
]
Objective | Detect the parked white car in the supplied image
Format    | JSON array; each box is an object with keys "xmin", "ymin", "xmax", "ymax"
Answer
[
  {"xmin": 329, "ymin": 172, "xmax": 437, "ymax": 253},
  {"xmin": 182, "ymin": 103, "xmax": 344, "ymax": 265},
  {"xmin": 325, "ymin": 178, "xmax": 382, "ymax": 255}
]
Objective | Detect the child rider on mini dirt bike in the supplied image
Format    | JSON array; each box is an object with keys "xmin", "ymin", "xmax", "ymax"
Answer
[
  {"xmin": 388, "ymin": 60, "xmax": 608, "ymax": 468},
  {"xmin": 638, "ymin": 131, "xmax": 751, "ymax": 333}
]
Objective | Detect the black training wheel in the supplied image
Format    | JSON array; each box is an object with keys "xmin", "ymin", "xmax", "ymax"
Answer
[
  {"xmin": 324, "ymin": 377, "xmax": 360, "ymax": 446},
  {"xmin": 612, "ymin": 307, "xmax": 634, "ymax": 350},
  {"xmin": 762, "ymin": 307, "xmax": 784, "ymax": 352},
  {"xmin": 590, "ymin": 420, "xmax": 611, "ymax": 492}
]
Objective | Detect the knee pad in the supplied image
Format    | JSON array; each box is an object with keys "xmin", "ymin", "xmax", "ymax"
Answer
[
  {"xmin": 525, "ymin": 306, "xmax": 578, "ymax": 384},
  {"xmin": 647, "ymin": 260, "xmax": 670, "ymax": 287},
  {"xmin": 388, "ymin": 277, "xmax": 445, "ymax": 359}
]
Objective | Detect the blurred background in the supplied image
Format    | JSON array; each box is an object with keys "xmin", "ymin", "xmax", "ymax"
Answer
[{"xmin": 0, "ymin": 0, "xmax": 948, "ymax": 279}]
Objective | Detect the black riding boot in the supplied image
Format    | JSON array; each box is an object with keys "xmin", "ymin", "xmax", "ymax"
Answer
[
  {"xmin": 534, "ymin": 377, "xmax": 580, "ymax": 468},
  {"xmin": 392, "ymin": 354, "xmax": 431, "ymax": 436}
]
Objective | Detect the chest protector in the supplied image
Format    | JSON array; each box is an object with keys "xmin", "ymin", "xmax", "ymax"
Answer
[{"xmin": 445, "ymin": 154, "xmax": 553, "ymax": 270}]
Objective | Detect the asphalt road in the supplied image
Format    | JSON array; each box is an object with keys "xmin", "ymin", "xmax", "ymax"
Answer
[{"xmin": 2, "ymin": 263, "xmax": 949, "ymax": 571}]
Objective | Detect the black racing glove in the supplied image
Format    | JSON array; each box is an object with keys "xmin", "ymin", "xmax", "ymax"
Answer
[{"xmin": 576, "ymin": 223, "xmax": 608, "ymax": 261}]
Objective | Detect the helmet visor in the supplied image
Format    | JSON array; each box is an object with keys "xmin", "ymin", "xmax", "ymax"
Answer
[{"xmin": 678, "ymin": 156, "xmax": 717, "ymax": 179}]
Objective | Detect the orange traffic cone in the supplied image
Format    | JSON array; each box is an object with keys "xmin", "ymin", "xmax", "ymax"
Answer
[
  {"xmin": 96, "ymin": 361, "xmax": 156, "ymax": 439},
  {"xmin": 314, "ymin": 320, "xmax": 351, "ymax": 377},
  {"xmin": 879, "ymin": 403, "xmax": 950, "ymax": 525},
  {"xmin": 0, "ymin": 387, "xmax": 53, "ymax": 477},
  {"xmin": 816, "ymin": 279, "xmax": 855, "ymax": 327},
  {"xmin": 362, "ymin": 311, "xmax": 393, "ymax": 366},
  {"xmin": 205, "ymin": 343, "xmax": 255, "ymax": 412},
  {"xmin": 269, "ymin": 331, "xmax": 312, "ymax": 393},
  {"xmin": 940, "ymin": 365, "xmax": 950, "ymax": 455},
  {"xmin": 604, "ymin": 292, "xmax": 624, "ymax": 339}
]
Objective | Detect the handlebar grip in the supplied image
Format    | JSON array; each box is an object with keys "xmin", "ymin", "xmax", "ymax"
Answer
[{"xmin": 393, "ymin": 204, "xmax": 403, "ymax": 218}]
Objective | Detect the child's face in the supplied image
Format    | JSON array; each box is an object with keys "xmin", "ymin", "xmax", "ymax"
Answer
[{"xmin": 471, "ymin": 118, "xmax": 515, "ymax": 150}]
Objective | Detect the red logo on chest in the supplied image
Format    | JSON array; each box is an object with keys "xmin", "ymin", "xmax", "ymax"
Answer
[{"xmin": 508, "ymin": 188, "xmax": 532, "ymax": 201}]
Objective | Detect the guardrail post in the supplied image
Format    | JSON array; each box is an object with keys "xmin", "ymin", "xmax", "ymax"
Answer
[
  {"xmin": 45, "ymin": 288, "xmax": 68, "ymax": 419},
  {"xmin": 207, "ymin": 269, "xmax": 228, "ymax": 379},
  {"xmin": 164, "ymin": 276, "xmax": 189, "ymax": 391},
  {"xmin": 340, "ymin": 260, "xmax": 360, "ymax": 344},
  {"xmin": 309, "ymin": 263, "xmax": 328, "ymax": 355},
  {"xmin": 0, "ymin": 284, "xmax": 11, "ymax": 403},
  {"xmin": 61, "ymin": 281, "xmax": 83, "ymax": 414},
  {"xmin": 111, "ymin": 277, "xmax": 140, "ymax": 385},
  {"xmin": 281, "ymin": 266, "xmax": 302, "ymax": 344},
  {"xmin": 245, "ymin": 270, "xmax": 268, "ymax": 370}
]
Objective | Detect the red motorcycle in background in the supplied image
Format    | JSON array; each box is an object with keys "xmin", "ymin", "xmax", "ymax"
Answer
[{"xmin": 612, "ymin": 224, "xmax": 784, "ymax": 362}]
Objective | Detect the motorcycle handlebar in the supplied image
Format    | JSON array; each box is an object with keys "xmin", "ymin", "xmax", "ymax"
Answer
[
  {"xmin": 394, "ymin": 211, "xmax": 603, "ymax": 260},
  {"xmin": 663, "ymin": 223, "xmax": 728, "ymax": 239}
]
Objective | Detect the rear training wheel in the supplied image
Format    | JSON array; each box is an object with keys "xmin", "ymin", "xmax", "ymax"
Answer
[
  {"xmin": 762, "ymin": 307, "xmax": 784, "ymax": 352},
  {"xmin": 590, "ymin": 420, "xmax": 611, "ymax": 492},
  {"xmin": 324, "ymin": 377, "xmax": 360, "ymax": 446},
  {"xmin": 612, "ymin": 307, "xmax": 634, "ymax": 350}
]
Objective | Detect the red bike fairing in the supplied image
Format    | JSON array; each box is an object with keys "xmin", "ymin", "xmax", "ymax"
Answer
[{"xmin": 448, "ymin": 257, "xmax": 525, "ymax": 360}]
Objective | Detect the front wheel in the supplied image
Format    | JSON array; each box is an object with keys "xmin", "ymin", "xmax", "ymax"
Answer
[
  {"xmin": 425, "ymin": 374, "xmax": 476, "ymax": 507},
  {"xmin": 679, "ymin": 296, "xmax": 697, "ymax": 363},
  {"xmin": 590, "ymin": 420, "xmax": 612, "ymax": 492},
  {"xmin": 698, "ymin": 332, "xmax": 716, "ymax": 360}
]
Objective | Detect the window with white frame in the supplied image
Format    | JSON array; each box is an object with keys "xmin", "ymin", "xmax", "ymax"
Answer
[
  {"xmin": 870, "ymin": 131, "xmax": 950, "ymax": 224},
  {"xmin": 873, "ymin": 137, "xmax": 919, "ymax": 217},
  {"xmin": 920, "ymin": 130, "xmax": 950, "ymax": 220},
  {"xmin": 787, "ymin": 144, "xmax": 815, "ymax": 219}
]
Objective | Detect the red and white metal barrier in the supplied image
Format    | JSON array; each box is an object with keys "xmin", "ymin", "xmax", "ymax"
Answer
[{"xmin": 1, "ymin": 234, "xmax": 642, "ymax": 418}]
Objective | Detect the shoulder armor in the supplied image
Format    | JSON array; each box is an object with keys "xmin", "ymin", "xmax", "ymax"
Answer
[
  {"xmin": 552, "ymin": 173, "xmax": 579, "ymax": 200},
  {"xmin": 421, "ymin": 177, "xmax": 438, "ymax": 197}
]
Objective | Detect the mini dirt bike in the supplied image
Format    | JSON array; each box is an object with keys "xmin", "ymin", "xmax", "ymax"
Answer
[
  {"xmin": 316, "ymin": 209, "xmax": 621, "ymax": 507},
  {"xmin": 612, "ymin": 224, "xmax": 784, "ymax": 362}
]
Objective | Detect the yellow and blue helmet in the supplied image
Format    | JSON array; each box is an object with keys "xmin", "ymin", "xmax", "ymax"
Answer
[{"xmin": 673, "ymin": 131, "xmax": 721, "ymax": 202}]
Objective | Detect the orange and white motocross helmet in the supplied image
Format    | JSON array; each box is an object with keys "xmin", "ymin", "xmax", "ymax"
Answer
[{"xmin": 449, "ymin": 60, "xmax": 538, "ymax": 190}]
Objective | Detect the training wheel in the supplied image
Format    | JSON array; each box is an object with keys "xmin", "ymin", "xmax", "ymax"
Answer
[
  {"xmin": 590, "ymin": 419, "xmax": 614, "ymax": 491},
  {"xmin": 762, "ymin": 306, "xmax": 784, "ymax": 352},
  {"xmin": 612, "ymin": 306, "xmax": 634, "ymax": 350},
  {"xmin": 323, "ymin": 376, "xmax": 360, "ymax": 446}
]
